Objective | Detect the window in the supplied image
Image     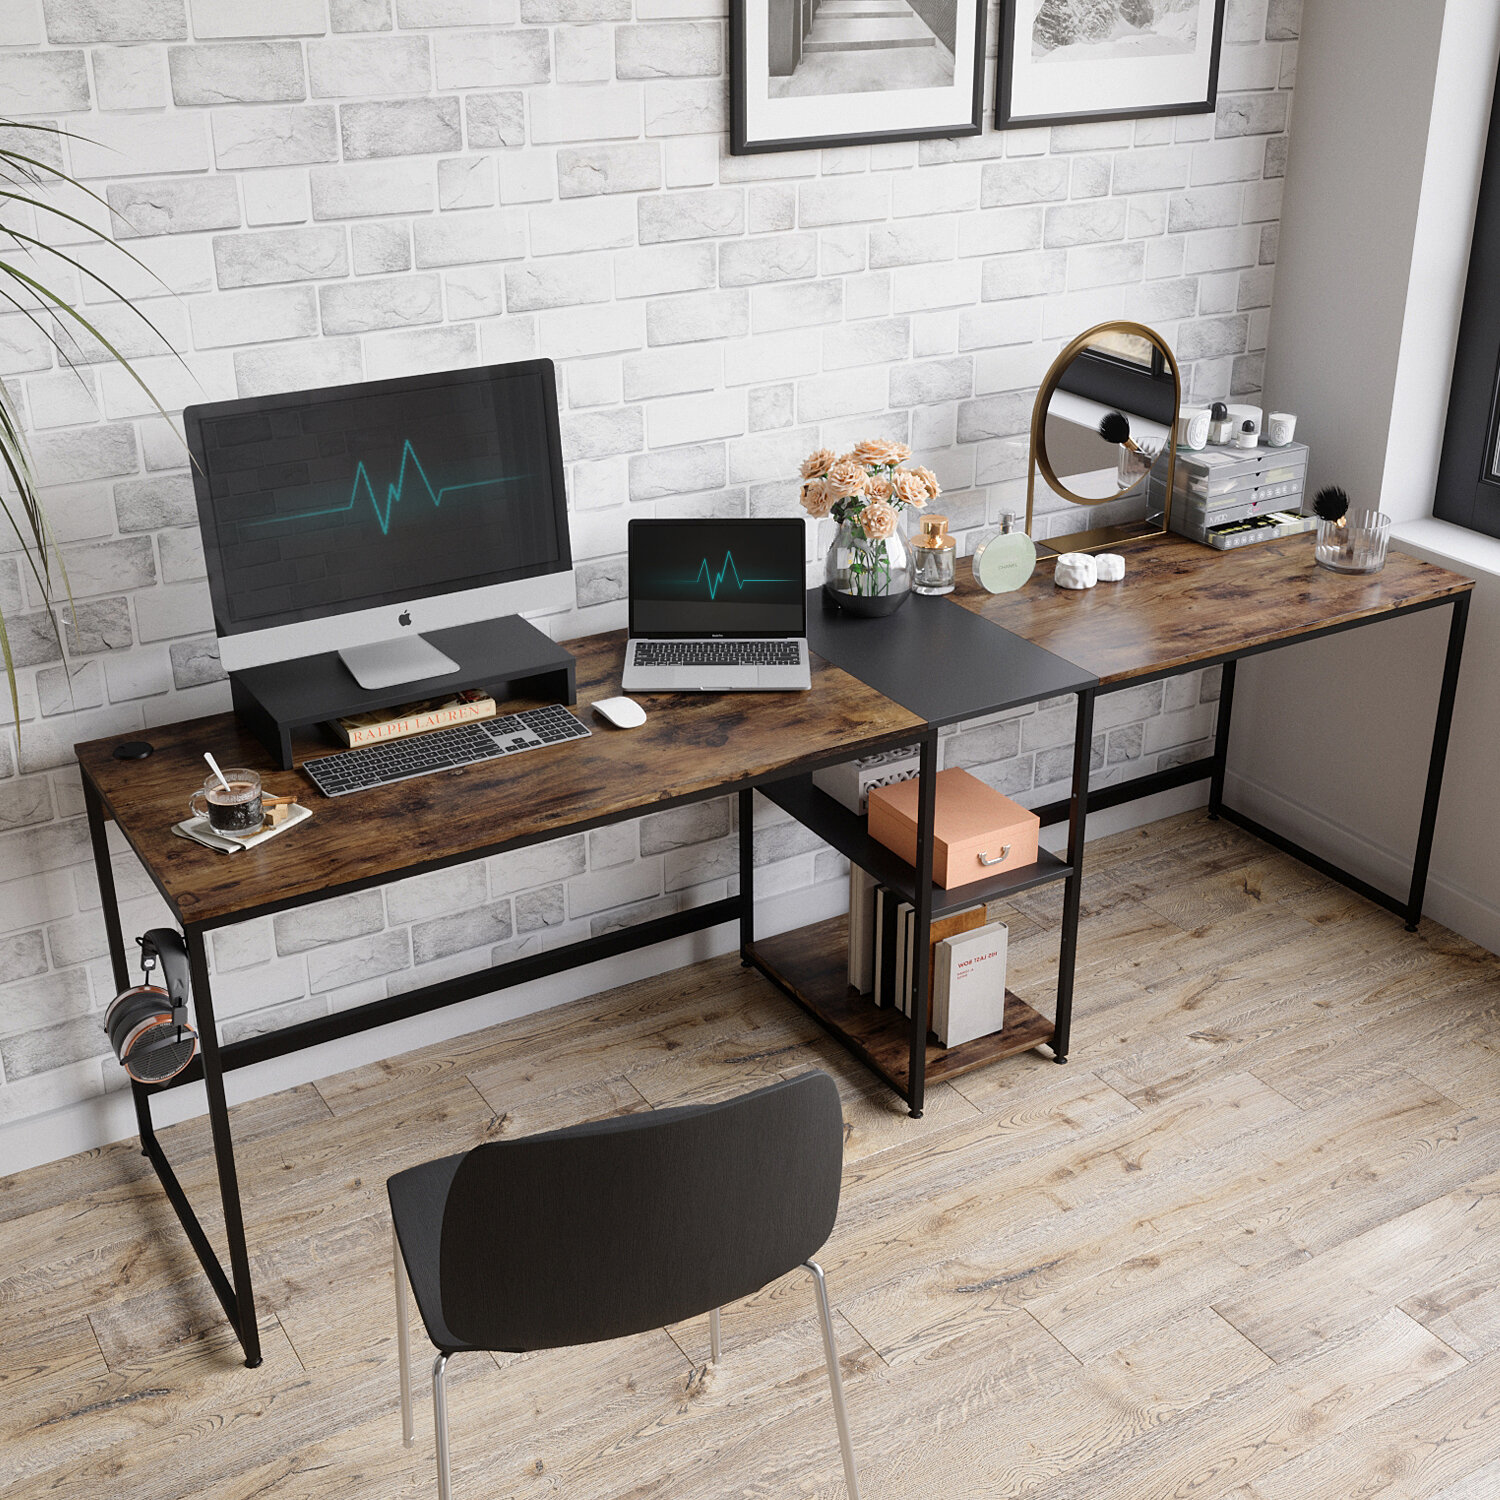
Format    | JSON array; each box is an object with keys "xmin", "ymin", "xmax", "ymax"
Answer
[{"xmin": 1435, "ymin": 62, "xmax": 1500, "ymax": 539}]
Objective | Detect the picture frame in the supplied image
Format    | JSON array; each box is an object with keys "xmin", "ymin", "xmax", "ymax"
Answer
[
  {"xmin": 730, "ymin": 0, "xmax": 987, "ymax": 156},
  {"xmin": 995, "ymin": 0, "xmax": 1227, "ymax": 131}
]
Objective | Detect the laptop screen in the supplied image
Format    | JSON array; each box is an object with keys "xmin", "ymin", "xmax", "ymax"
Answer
[{"xmin": 628, "ymin": 519, "xmax": 807, "ymax": 637}]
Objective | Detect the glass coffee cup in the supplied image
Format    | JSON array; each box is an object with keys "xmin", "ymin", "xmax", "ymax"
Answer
[{"xmin": 189, "ymin": 770, "xmax": 264, "ymax": 835}]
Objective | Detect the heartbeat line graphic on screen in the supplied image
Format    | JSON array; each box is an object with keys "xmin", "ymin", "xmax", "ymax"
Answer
[
  {"xmin": 244, "ymin": 440, "xmax": 529, "ymax": 535},
  {"xmin": 683, "ymin": 552, "xmax": 795, "ymax": 600}
]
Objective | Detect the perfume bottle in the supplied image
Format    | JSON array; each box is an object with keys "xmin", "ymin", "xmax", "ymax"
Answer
[
  {"xmin": 972, "ymin": 513, "xmax": 1037, "ymax": 594},
  {"xmin": 912, "ymin": 513, "xmax": 956, "ymax": 595}
]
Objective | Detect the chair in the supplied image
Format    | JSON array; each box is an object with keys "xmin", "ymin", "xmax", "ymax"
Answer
[{"xmin": 387, "ymin": 1070, "xmax": 860, "ymax": 1499}]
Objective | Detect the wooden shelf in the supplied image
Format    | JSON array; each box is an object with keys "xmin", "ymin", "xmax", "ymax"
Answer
[
  {"xmin": 748, "ymin": 916, "xmax": 1055, "ymax": 1098},
  {"xmin": 759, "ymin": 773, "xmax": 1072, "ymax": 918}
]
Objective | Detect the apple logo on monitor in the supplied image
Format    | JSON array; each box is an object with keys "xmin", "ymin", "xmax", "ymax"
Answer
[{"xmin": 398, "ymin": 609, "xmax": 412, "ymax": 627}]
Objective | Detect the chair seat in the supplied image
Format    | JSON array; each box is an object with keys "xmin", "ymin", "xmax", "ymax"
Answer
[{"xmin": 388, "ymin": 1152, "xmax": 474, "ymax": 1355}]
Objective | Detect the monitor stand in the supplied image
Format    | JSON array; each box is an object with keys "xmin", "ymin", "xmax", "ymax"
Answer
[{"xmin": 338, "ymin": 635, "xmax": 461, "ymax": 691}]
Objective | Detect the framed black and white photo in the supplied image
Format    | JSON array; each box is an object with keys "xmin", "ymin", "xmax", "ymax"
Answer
[
  {"xmin": 996, "ymin": 0, "xmax": 1226, "ymax": 130},
  {"xmin": 730, "ymin": 0, "xmax": 986, "ymax": 155}
]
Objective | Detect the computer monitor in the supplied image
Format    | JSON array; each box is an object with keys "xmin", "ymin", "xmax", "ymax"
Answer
[{"xmin": 185, "ymin": 360, "xmax": 573, "ymax": 690}]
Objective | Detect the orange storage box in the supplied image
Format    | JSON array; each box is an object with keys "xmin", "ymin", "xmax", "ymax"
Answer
[{"xmin": 867, "ymin": 768, "xmax": 1040, "ymax": 889}]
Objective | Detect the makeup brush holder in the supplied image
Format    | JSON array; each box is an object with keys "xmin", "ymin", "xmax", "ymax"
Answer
[{"xmin": 1315, "ymin": 508, "xmax": 1391, "ymax": 574}]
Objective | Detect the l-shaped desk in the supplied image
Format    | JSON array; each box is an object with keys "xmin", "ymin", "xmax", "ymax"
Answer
[{"xmin": 76, "ymin": 534, "xmax": 1473, "ymax": 1366}]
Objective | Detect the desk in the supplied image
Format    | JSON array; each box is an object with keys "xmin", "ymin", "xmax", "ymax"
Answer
[
  {"xmin": 77, "ymin": 534, "xmax": 1472, "ymax": 1369},
  {"xmin": 950, "ymin": 534, "xmax": 1474, "ymax": 929}
]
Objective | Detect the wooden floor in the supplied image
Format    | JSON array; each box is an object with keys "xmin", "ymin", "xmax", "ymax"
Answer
[{"xmin": 5, "ymin": 811, "xmax": 1500, "ymax": 1500}]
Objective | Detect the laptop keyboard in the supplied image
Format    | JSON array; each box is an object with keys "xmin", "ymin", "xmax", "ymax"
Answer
[
  {"xmin": 633, "ymin": 640, "xmax": 802, "ymax": 668},
  {"xmin": 302, "ymin": 704, "xmax": 591, "ymax": 798}
]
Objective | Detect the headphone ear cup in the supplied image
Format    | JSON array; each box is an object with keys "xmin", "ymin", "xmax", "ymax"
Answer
[{"xmin": 104, "ymin": 984, "xmax": 199, "ymax": 1085}]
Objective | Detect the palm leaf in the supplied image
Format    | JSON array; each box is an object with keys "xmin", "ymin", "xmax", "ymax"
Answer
[{"xmin": 0, "ymin": 117, "xmax": 182, "ymax": 747}]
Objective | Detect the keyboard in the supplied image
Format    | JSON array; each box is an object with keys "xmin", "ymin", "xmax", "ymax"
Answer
[
  {"xmin": 302, "ymin": 704, "xmax": 591, "ymax": 798},
  {"xmin": 631, "ymin": 640, "xmax": 802, "ymax": 668}
]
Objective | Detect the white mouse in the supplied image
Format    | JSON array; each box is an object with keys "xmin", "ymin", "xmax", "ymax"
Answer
[{"xmin": 593, "ymin": 696, "xmax": 647, "ymax": 730}]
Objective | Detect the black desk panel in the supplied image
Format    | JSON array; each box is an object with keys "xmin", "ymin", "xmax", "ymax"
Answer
[{"xmin": 806, "ymin": 589, "xmax": 1096, "ymax": 728}]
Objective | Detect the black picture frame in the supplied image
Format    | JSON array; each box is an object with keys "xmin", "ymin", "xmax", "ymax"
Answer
[
  {"xmin": 995, "ymin": 0, "xmax": 1226, "ymax": 131},
  {"xmin": 1434, "ymin": 56, "xmax": 1500, "ymax": 540},
  {"xmin": 730, "ymin": 0, "xmax": 987, "ymax": 156}
]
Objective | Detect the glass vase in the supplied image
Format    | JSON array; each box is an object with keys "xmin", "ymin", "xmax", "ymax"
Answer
[{"xmin": 823, "ymin": 516, "xmax": 912, "ymax": 616}]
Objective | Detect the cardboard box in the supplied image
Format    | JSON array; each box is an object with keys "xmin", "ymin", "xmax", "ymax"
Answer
[{"xmin": 867, "ymin": 768, "xmax": 1040, "ymax": 889}]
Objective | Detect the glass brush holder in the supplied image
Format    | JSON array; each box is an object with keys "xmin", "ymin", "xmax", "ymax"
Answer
[
  {"xmin": 1315, "ymin": 508, "xmax": 1392, "ymax": 574},
  {"xmin": 911, "ymin": 514, "xmax": 956, "ymax": 595}
]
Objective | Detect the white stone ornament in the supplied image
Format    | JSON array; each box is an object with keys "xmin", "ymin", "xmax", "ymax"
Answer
[
  {"xmin": 1095, "ymin": 553, "xmax": 1126, "ymax": 582},
  {"xmin": 1054, "ymin": 553, "xmax": 1097, "ymax": 590}
]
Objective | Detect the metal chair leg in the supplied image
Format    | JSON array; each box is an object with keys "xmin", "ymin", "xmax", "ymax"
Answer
[
  {"xmin": 804, "ymin": 1261, "xmax": 861, "ymax": 1500},
  {"xmin": 393, "ymin": 1227, "xmax": 414, "ymax": 1447},
  {"xmin": 709, "ymin": 1306, "xmax": 721, "ymax": 1364},
  {"xmin": 433, "ymin": 1353, "xmax": 452, "ymax": 1500}
]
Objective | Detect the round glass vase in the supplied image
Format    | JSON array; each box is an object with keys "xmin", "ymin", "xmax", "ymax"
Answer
[
  {"xmin": 823, "ymin": 515, "xmax": 912, "ymax": 617},
  {"xmin": 1315, "ymin": 508, "xmax": 1392, "ymax": 574}
]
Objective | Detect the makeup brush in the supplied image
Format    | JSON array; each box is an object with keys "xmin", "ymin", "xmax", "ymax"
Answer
[
  {"xmin": 1312, "ymin": 486, "xmax": 1350, "ymax": 524},
  {"xmin": 1098, "ymin": 409, "xmax": 1141, "ymax": 454}
]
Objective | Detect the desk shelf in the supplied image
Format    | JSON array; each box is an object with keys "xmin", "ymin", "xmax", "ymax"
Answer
[
  {"xmin": 760, "ymin": 773, "xmax": 1072, "ymax": 916},
  {"xmin": 748, "ymin": 917, "xmax": 1055, "ymax": 1096}
]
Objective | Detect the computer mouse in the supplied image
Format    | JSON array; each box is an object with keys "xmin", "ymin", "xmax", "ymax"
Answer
[{"xmin": 593, "ymin": 696, "xmax": 647, "ymax": 730}]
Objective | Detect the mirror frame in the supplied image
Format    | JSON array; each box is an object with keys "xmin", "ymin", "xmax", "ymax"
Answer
[{"xmin": 1025, "ymin": 320, "xmax": 1181, "ymax": 556}]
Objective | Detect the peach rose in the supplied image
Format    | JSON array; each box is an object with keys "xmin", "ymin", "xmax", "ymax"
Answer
[
  {"xmin": 799, "ymin": 477, "xmax": 834, "ymax": 518},
  {"xmin": 892, "ymin": 470, "xmax": 930, "ymax": 508},
  {"xmin": 913, "ymin": 465, "xmax": 942, "ymax": 500},
  {"xmin": 860, "ymin": 499, "xmax": 899, "ymax": 540},
  {"xmin": 865, "ymin": 474, "xmax": 894, "ymax": 503},
  {"xmin": 800, "ymin": 448, "xmax": 835, "ymax": 480},
  {"xmin": 825, "ymin": 457, "xmax": 869, "ymax": 499},
  {"xmin": 852, "ymin": 438, "xmax": 911, "ymax": 468}
]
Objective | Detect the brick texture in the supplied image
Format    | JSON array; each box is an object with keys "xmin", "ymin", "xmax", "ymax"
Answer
[{"xmin": 0, "ymin": 0, "xmax": 1299, "ymax": 1145}]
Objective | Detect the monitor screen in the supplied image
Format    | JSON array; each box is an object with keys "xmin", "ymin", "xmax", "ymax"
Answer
[
  {"xmin": 628, "ymin": 519, "xmax": 807, "ymax": 637},
  {"xmin": 186, "ymin": 361, "xmax": 570, "ymax": 639}
]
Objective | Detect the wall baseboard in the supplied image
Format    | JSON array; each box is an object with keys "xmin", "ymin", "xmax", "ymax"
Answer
[{"xmin": 1225, "ymin": 769, "xmax": 1500, "ymax": 955}]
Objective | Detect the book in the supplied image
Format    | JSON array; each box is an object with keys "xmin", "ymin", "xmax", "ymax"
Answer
[
  {"xmin": 874, "ymin": 888, "xmax": 900, "ymax": 1009},
  {"xmin": 916, "ymin": 906, "xmax": 986, "ymax": 1027},
  {"xmin": 331, "ymin": 689, "xmax": 496, "ymax": 747},
  {"xmin": 847, "ymin": 866, "xmax": 877, "ymax": 994},
  {"xmin": 894, "ymin": 900, "xmax": 911, "ymax": 1016},
  {"xmin": 934, "ymin": 921, "xmax": 1009, "ymax": 1048}
]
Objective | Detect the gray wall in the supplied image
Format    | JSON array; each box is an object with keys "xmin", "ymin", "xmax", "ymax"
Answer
[{"xmin": 0, "ymin": 0, "xmax": 1300, "ymax": 1166}]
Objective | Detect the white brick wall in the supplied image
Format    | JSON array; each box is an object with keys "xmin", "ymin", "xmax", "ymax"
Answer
[{"xmin": 0, "ymin": 0, "xmax": 1298, "ymax": 1153}]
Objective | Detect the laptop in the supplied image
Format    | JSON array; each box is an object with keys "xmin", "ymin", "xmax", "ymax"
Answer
[{"xmin": 623, "ymin": 518, "xmax": 812, "ymax": 692}]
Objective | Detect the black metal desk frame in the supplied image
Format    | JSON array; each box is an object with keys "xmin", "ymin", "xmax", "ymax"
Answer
[{"xmin": 79, "ymin": 583, "xmax": 1468, "ymax": 1371}]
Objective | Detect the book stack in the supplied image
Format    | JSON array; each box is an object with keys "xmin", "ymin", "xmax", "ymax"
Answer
[
  {"xmin": 847, "ymin": 868, "xmax": 1009, "ymax": 1047},
  {"xmin": 330, "ymin": 688, "xmax": 496, "ymax": 747}
]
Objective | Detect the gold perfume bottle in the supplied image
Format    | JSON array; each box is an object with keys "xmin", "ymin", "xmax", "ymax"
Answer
[{"xmin": 912, "ymin": 514, "xmax": 956, "ymax": 595}]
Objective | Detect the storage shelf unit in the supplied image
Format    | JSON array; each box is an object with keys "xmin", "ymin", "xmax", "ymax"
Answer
[
  {"xmin": 749, "ymin": 918, "xmax": 1055, "ymax": 1096},
  {"xmin": 760, "ymin": 775, "xmax": 1073, "ymax": 915}
]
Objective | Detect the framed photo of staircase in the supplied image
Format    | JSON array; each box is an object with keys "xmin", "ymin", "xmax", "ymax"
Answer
[
  {"xmin": 996, "ymin": 0, "xmax": 1227, "ymax": 130},
  {"xmin": 731, "ymin": 0, "xmax": 986, "ymax": 154}
]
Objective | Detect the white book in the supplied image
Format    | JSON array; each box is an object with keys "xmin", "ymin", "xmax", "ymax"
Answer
[
  {"xmin": 901, "ymin": 904, "xmax": 916, "ymax": 1017},
  {"xmin": 847, "ymin": 866, "xmax": 876, "ymax": 994},
  {"xmin": 935, "ymin": 921, "xmax": 1008, "ymax": 1047},
  {"xmin": 872, "ymin": 887, "xmax": 888, "ymax": 1007}
]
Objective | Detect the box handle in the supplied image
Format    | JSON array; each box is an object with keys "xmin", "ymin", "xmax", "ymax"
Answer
[{"xmin": 978, "ymin": 845, "xmax": 1013, "ymax": 867}]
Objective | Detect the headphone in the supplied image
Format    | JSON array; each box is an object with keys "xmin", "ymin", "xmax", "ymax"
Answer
[{"xmin": 103, "ymin": 929, "xmax": 200, "ymax": 1085}]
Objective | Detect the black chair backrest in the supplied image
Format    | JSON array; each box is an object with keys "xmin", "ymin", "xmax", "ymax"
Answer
[{"xmin": 438, "ymin": 1071, "xmax": 844, "ymax": 1351}]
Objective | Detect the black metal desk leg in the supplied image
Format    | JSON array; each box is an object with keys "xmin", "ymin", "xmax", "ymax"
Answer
[
  {"xmin": 82, "ymin": 777, "xmax": 156, "ymax": 1148},
  {"xmin": 1052, "ymin": 688, "xmax": 1095, "ymax": 1064},
  {"xmin": 1208, "ymin": 658, "xmax": 1237, "ymax": 820},
  {"xmin": 1405, "ymin": 591, "xmax": 1471, "ymax": 931},
  {"xmin": 739, "ymin": 789, "xmax": 755, "ymax": 964},
  {"xmin": 907, "ymin": 734, "xmax": 939, "ymax": 1119},
  {"xmin": 184, "ymin": 928, "xmax": 262, "ymax": 1368}
]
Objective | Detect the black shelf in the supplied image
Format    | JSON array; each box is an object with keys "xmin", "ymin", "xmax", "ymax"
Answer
[{"xmin": 760, "ymin": 773, "xmax": 1072, "ymax": 917}]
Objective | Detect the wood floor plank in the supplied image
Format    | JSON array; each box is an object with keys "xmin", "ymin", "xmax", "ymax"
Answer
[{"xmin": 3, "ymin": 811, "xmax": 1498, "ymax": 1499}]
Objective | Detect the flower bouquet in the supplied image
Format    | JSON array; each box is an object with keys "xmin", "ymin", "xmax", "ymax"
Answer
[{"xmin": 799, "ymin": 440, "xmax": 941, "ymax": 616}]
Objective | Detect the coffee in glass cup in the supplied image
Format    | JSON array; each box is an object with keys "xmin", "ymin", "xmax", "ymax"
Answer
[{"xmin": 190, "ymin": 770, "xmax": 264, "ymax": 835}]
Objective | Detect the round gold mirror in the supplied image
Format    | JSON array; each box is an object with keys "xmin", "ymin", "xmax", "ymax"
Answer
[{"xmin": 1026, "ymin": 320, "xmax": 1181, "ymax": 555}]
